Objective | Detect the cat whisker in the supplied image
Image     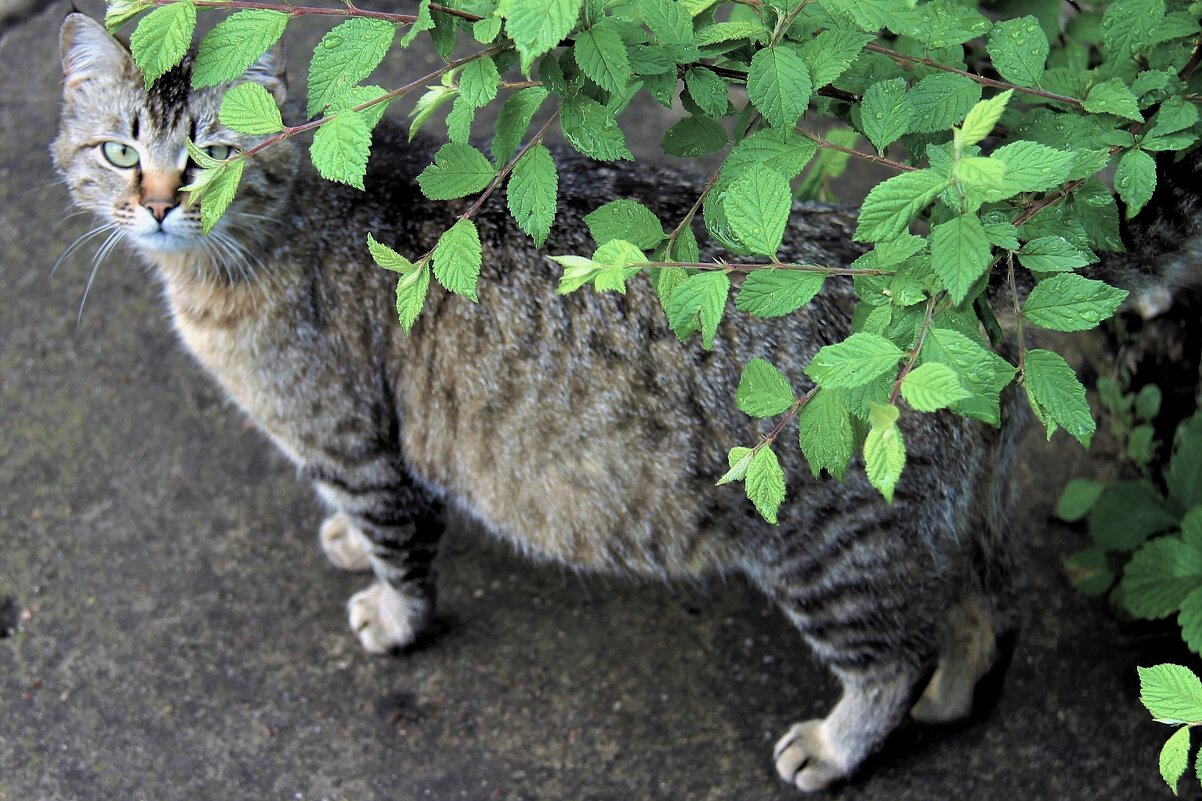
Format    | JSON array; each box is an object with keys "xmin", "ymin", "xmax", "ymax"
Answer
[
  {"xmin": 52, "ymin": 222, "xmax": 117, "ymax": 278},
  {"xmin": 77, "ymin": 229, "xmax": 125, "ymax": 326}
]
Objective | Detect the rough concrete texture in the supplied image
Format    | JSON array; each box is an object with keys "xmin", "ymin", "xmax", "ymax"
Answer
[{"xmin": 0, "ymin": 3, "xmax": 1189, "ymax": 800}]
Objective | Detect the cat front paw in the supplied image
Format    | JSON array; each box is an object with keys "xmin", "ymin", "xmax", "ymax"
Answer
[
  {"xmin": 773, "ymin": 720, "xmax": 851, "ymax": 793},
  {"xmin": 347, "ymin": 582, "xmax": 429, "ymax": 654},
  {"xmin": 319, "ymin": 513, "xmax": 372, "ymax": 572}
]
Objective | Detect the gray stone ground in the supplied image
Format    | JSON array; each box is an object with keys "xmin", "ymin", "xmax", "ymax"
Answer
[{"xmin": 0, "ymin": 3, "xmax": 1191, "ymax": 800}]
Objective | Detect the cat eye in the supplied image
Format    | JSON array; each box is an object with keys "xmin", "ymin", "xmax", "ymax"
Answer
[
  {"xmin": 101, "ymin": 141, "xmax": 140, "ymax": 169},
  {"xmin": 204, "ymin": 144, "xmax": 233, "ymax": 161}
]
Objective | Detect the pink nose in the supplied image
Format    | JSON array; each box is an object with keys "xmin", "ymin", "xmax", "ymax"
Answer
[{"xmin": 143, "ymin": 199, "xmax": 177, "ymax": 222}]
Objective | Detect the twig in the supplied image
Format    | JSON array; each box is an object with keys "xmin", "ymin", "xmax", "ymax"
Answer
[
  {"xmin": 889, "ymin": 295, "xmax": 939, "ymax": 405},
  {"xmin": 146, "ymin": 0, "xmax": 482, "ymax": 23},
  {"xmin": 795, "ymin": 129, "xmax": 917, "ymax": 172},
  {"xmin": 757, "ymin": 387, "xmax": 820, "ymax": 449},
  {"xmin": 637, "ymin": 261, "xmax": 891, "ymax": 276}
]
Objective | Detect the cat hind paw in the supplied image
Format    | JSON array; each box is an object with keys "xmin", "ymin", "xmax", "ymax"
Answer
[
  {"xmin": 773, "ymin": 720, "xmax": 851, "ymax": 793},
  {"xmin": 347, "ymin": 582, "xmax": 429, "ymax": 654}
]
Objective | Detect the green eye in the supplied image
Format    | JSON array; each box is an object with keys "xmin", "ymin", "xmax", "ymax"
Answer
[
  {"xmin": 102, "ymin": 141, "xmax": 139, "ymax": 168},
  {"xmin": 204, "ymin": 144, "xmax": 233, "ymax": 161}
]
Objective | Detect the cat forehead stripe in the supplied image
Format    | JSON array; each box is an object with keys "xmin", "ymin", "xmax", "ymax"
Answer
[{"xmin": 147, "ymin": 57, "xmax": 194, "ymax": 129}]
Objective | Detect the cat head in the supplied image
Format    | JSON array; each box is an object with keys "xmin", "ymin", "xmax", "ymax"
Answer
[{"xmin": 52, "ymin": 13, "xmax": 297, "ymax": 267}]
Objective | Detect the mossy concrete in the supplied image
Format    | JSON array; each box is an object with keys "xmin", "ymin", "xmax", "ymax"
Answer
[{"xmin": 0, "ymin": 3, "xmax": 1184, "ymax": 799}]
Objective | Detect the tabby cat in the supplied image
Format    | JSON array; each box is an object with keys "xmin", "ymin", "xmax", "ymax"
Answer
[{"xmin": 52, "ymin": 13, "xmax": 1201, "ymax": 793}]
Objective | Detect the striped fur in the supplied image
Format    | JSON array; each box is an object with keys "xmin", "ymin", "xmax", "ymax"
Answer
[{"xmin": 52, "ymin": 14, "xmax": 1201, "ymax": 793}]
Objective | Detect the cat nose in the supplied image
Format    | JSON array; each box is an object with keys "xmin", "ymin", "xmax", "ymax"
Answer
[{"xmin": 143, "ymin": 198, "xmax": 178, "ymax": 222}]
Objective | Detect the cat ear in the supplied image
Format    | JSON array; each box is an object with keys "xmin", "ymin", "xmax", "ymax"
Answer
[
  {"xmin": 60, "ymin": 13, "xmax": 133, "ymax": 95},
  {"xmin": 241, "ymin": 46, "xmax": 288, "ymax": 105}
]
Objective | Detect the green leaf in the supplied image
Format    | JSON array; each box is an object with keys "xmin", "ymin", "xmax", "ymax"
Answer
[
  {"xmin": 1056, "ymin": 478, "xmax": 1105, "ymax": 522},
  {"xmin": 1022, "ymin": 274, "xmax": 1128, "ymax": 332},
  {"xmin": 746, "ymin": 46, "xmax": 813, "ymax": 129},
  {"xmin": 959, "ymin": 90, "xmax": 1013, "ymax": 147},
  {"xmin": 584, "ymin": 199, "xmax": 664, "ymax": 250},
  {"xmin": 901, "ymin": 362, "xmax": 970, "ymax": 412},
  {"xmin": 796, "ymin": 26, "xmax": 873, "ymax": 88},
  {"xmin": 306, "ymin": 18, "xmax": 396, "ymax": 118},
  {"xmin": 722, "ymin": 164, "xmax": 791, "ymax": 257},
  {"xmin": 992, "ymin": 140, "xmax": 1076, "ymax": 197},
  {"xmin": 218, "ymin": 82, "xmax": 284, "ymax": 135},
  {"xmin": 1089, "ymin": 480, "xmax": 1182, "ymax": 550},
  {"xmin": 130, "ymin": 1, "xmax": 197, "ymax": 88},
  {"xmin": 1159, "ymin": 725, "xmax": 1191, "ymax": 794},
  {"xmin": 106, "ymin": 0, "xmax": 153, "ymax": 33},
  {"xmin": 929, "ymin": 214, "xmax": 993, "ymax": 304},
  {"xmin": 501, "ymin": 0, "xmax": 583, "ymax": 69},
  {"xmin": 695, "ymin": 20, "xmax": 770, "ymax": 45},
  {"xmin": 417, "ymin": 143, "xmax": 496, "ymax": 201},
  {"xmin": 735, "ymin": 270, "xmax": 825, "ymax": 318},
  {"xmin": 1120, "ymin": 538, "xmax": 1202, "ymax": 619},
  {"xmin": 192, "ymin": 9, "xmax": 288, "ymax": 89},
  {"xmin": 737, "ymin": 358, "xmax": 795, "ymax": 418},
  {"xmin": 328, "ymin": 85, "xmax": 391, "ymax": 131},
  {"xmin": 408, "ymin": 85, "xmax": 458, "ymax": 140},
  {"xmin": 684, "ymin": 68, "xmax": 729, "ymax": 117},
  {"xmin": 433, "ymin": 219, "xmax": 483, "ymax": 301},
  {"xmin": 367, "ymin": 233, "xmax": 414, "ymax": 274},
  {"xmin": 459, "ymin": 57, "xmax": 501, "ymax": 109},
  {"xmin": 472, "ymin": 13, "xmax": 503, "ymax": 44},
  {"xmin": 952, "ymin": 156, "xmax": 1007, "ymax": 193},
  {"xmin": 575, "ymin": 23, "xmax": 631, "ymax": 94},
  {"xmin": 552, "ymin": 254, "xmax": 605, "ymax": 294},
  {"xmin": 1139, "ymin": 664, "xmax": 1202, "ymax": 724},
  {"xmin": 746, "ymin": 446, "xmax": 786, "ymax": 524},
  {"xmin": 661, "ymin": 116, "xmax": 728, "ymax": 157},
  {"xmin": 310, "ymin": 111, "xmax": 372, "ymax": 190},
  {"xmin": 1064, "ymin": 547, "xmax": 1116, "ymax": 596},
  {"xmin": 854, "ymin": 169, "xmax": 948, "ymax": 242},
  {"xmin": 1102, "ymin": 0, "xmax": 1166, "ymax": 75},
  {"xmin": 1024, "ymin": 348, "xmax": 1094, "ymax": 446},
  {"xmin": 797, "ymin": 389, "xmax": 855, "ymax": 480},
  {"xmin": 395, "ymin": 262, "xmax": 432, "ymax": 333},
  {"xmin": 920, "ymin": 326, "xmax": 1015, "ymax": 424},
  {"xmin": 723, "ymin": 129, "xmax": 817, "ymax": 179},
  {"xmin": 493, "ymin": 87, "xmax": 549, "ymax": 165},
  {"xmin": 717, "ymin": 446, "xmax": 754, "ymax": 486},
  {"xmin": 1168, "ymin": 414, "xmax": 1202, "ymax": 508},
  {"xmin": 1082, "ymin": 78, "xmax": 1144, "ymax": 122},
  {"xmin": 907, "ymin": 74, "xmax": 982, "ymax": 134},
  {"xmin": 180, "ymin": 156, "xmax": 244, "ymax": 235},
  {"xmin": 864, "ymin": 412, "xmax": 906, "ymax": 503},
  {"xmin": 560, "ymin": 97, "xmax": 634, "ymax": 161},
  {"xmin": 641, "ymin": 0, "xmax": 696, "ymax": 48},
  {"xmin": 399, "ymin": 0, "xmax": 436, "ymax": 47},
  {"xmin": 986, "ymin": 16, "xmax": 1047, "ymax": 87},
  {"xmin": 1114, "ymin": 149, "xmax": 1157, "ymax": 218},
  {"xmin": 592, "ymin": 239, "xmax": 646, "ymax": 293},
  {"xmin": 1179, "ymin": 586, "xmax": 1202, "ymax": 656},
  {"xmin": 806, "ymin": 332, "xmax": 904, "ymax": 389},
  {"xmin": 665, "ymin": 271, "xmax": 730, "ymax": 349},
  {"xmin": 860, "ymin": 78, "xmax": 912, "ymax": 155},
  {"xmin": 506, "ymin": 144, "xmax": 557, "ymax": 247},
  {"xmin": 1017, "ymin": 236, "xmax": 1097, "ymax": 273}
]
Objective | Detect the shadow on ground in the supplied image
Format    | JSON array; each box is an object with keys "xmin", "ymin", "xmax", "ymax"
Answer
[{"xmin": 0, "ymin": 3, "xmax": 1187, "ymax": 800}]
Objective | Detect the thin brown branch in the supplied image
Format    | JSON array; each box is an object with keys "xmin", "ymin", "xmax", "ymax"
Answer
[
  {"xmin": 664, "ymin": 173, "xmax": 720, "ymax": 253},
  {"xmin": 795, "ymin": 129, "xmax": 917, "ymax": 172},
  {"xmin": 1180, "ymin": 37, "xmax": 1202, "ymax": 83},
  {"xmin": 637, "ymin": 261, "xmax": 890, "ymax": 276},
  {"xmin": 759, "ymin": 387, "xmax": 820, "ymax": 448},
  {"xmin": 457, "ymin": 111, "xmax": 561, "ymax": 224},
  {"xmin": 147, "ymin": 0, "xmax": 482, "ymax": 23},
  {"xmin": 889, "ymin": 295, "xmax": 939, "ymax": 406},
  {"xmin": 1006, "ymin": 253, "xmax": 1027, "ymax": 372}
]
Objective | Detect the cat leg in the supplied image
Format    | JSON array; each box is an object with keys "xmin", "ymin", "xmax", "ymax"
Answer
[
  {"xmin": 318, "ymin": 512, "xmax": 371, "ymax": 572},
  {"xmin": 308, "ymin": 464, "xmax": 446, "ymax": 654},
  {"xmin": 910, "ymin": 594, "xmax": 997, "ymax": 724}
]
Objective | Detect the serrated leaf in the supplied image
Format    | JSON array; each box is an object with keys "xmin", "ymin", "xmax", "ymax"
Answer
[
  {"xmin": 661, "ymin": 116, "xmax": 728, "ymax": 157},
  {"xmin": 584, "ymin": 199, "xmax": 664, "ymax": 249},
  {"xmin": 735, "ymin": 270, "xmax": 825, "ymax": 318},
  {"xmin": 695, "ymin": 20, "xmax": 770, "ymax": 45},
  {"xmin": 737, "ymin": 358, "xmax": 795, "ymax": 418},
  {"xmin": 1064, "ymin": 547, "xmax": 1116, "ymax": 596},
  {"xmin": 797, "ymin": 26, "xmax": 873, "ymax": 88},
  {"xmin": 130, "ymin": 1, "xmax": 196, "ymax": 88},
  {"xmin": 507, "ymin": 144, "xmax": 557, "ymax": 247},
  {"xmin": 310, "ymin": 111, "xmax": 372, "ymax": 189},
  {"xmin": 746, "ymin": 446, "xmax": 786, "ymax": 525},
  {"xmin": 1121, "ymin": 538, "xmax": 1202, "ymax": 620},
  {"xmin": 684, "ymin": 68, "xmax": 728, "ymax": 117},
  {"xmin": 459, "ymin": 57, "xmax": 501, "ymax": 109},
  {"xmin": 367, "ymin": 233, "xmax": 415, "ymax": 274},
  {"xmin": 106, "ymin": 0, "xmax": 153, "ymax": 33},
  {"xmin": 953, "ymin": 157, "xmax": 1007, "ymax": 192},
  {"xmin": 1024, "ymin": 349, "xmax": 1094, "ymax": 446},
  {"xmin": 472, "ymin": 13, "xmax": 503, "ymax": 44},
  {"xmin": 408, "ymin": 85, "xmax": 458, "ymax": 140},
  {"xmin": 560, "ymin": 97, "xmax": 634, "ymax": 161},
  {"xmin": 986, "ymin": 16, "xmax": 1047, "ymax": 87},
  {"xmin": 724, "ymin": 129, "xmax": 817, "ymax": 179},
  {"xmin": 218, "ymin": 82, "xmax": 284, "ymax": 135},
  {"xmin": 1056, "ymin": 478, "xmax": 1104, "ymax": 522},
  {"xmin": 1168, "ymin": 416, "xmax": 1202, "ymax": 509},
  {"xmin": 907, "ymin": 73, "xmax": 981, "ymax": 134},
  {"xmin": 929, "ymin": 214, "xmax": 993, "ymax": 304},
  {"xmin": 1017, "ymin": 236, "xmax": 1097, "ymax": 273},
  {"xmin": 921, "ymin": 326, "xmax": 1015, "ymax": 424},
  {"xmin": 959, "ymin": 90, "xmax": 1012, "ymax": 147},
  {"xmin": 501, "ymin": 0, "xmax": 583, "ymax": 69},
  {"xmin": 1022, "ymin": 274, "xmax": 1128, "ymax": 332},
  {"xmin": 1089, "ymin": 480, "xmax": 1181, "ymax": 551},
  {"xmin": 575, "ymin": 23, "xmax": 631, "ymax": 94},
  {"xmin": 1103, "ymin": 0, "xmax": 1166, "ymax": 77},
  {"xmin": 901, "ymin": 362, "xmax": 970, "ymax": 412},
  {"xmin": 306, "ymin": 18, "xmax": 396, "ymax": 118},
  {"xmin": 1115, "ymin": 149, "xmax": 1157, "ymax": 218},
  {"xmin": 806, "ymin": 332, "xmax": 904, "ymax": 389},
  {"xmin": 864, "ymin": 416, "xmax": 906, "ymax": 503},
  {"xmin": 1083, "ymin": 78, "xmax": 1143, "ymax": 122},
  {"xmin": 1139, "ymin": 664, "xmax": 1202, "ymax": 723},
  {"xmin": 992, "ymin": 140, "xmax": 1076, "ymax": 197},
  {"xmin": 180, "ymin": 157, "xmax": 244, "ymax": 235},
  {"xmin": 860, "ymin": 78, "xmax": 912, "ymax": 155},
  {"xmin": 723, "ymin": 164, "xmax": 791, "ymax": 257},
  {"xmin": 592, "ymin": 239, "xmax": 646, "ymax": 294},
  {"xmin": 641, "ymin": 0, "xmax": 696, "ymax": 48},
  {"xmin": 552, "ymin": 254, "xmax": 605, "ymax": 294},
  {"xmin": 747, "ymin": 46, "xmax": 813, "ymax": 129},
  {"xmin": 665, "ymin": 270, "xmax": 729, "ymax": 349},
  {"xmin": 1180, "ymin": 586, "xmax": 1202, "ymax": 656},
  {"xmin": 328, "ymin": 85, "xmax": 391, "ymax": 131},
  {"xmin": 493, "ymin": 87, "xmax": 549, "ymax": 165},
  {"xmin": 395, "ymin": 262, "xmax": 431, "ymax": 332},
  {"xmin": 1159, "ymin": 725, "xmax": 1191, "ymax": 794},
  {"xmin": 797, "ymin": 389, "xmax": 855, "ymax": 480},
  {"xmin": 854, "ymin": 169, "xmax": 948, "ymax": 242},
  {"xmin": 399, "ymin": 0, "xmax": 435, "ymax": 47},
  {"xmin": 417, "ymin": 143, "xmax": 495, "ymax": 201},
  {"xmin": 717, "ymin": 446, "xmax": 754, "ymax": 485},
  {"xmin": 192, "ymin": 9, "xmax": 288, "ymax": 89},
  {"xmin": 433, "ymin": 219, "xmax": 483, "ymax": 301}
]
